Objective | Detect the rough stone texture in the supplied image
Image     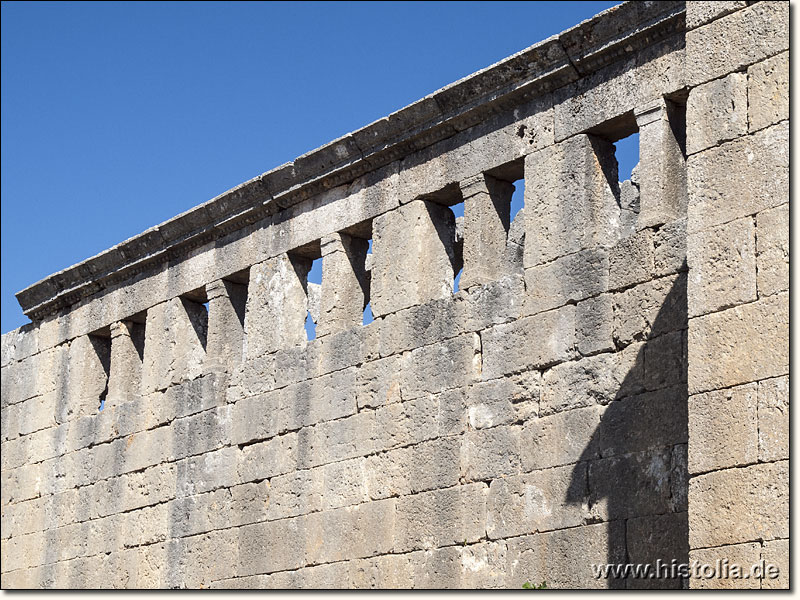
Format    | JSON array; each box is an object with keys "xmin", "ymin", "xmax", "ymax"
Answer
[
  {"xmin": 686, "ymin": 72, "xmax": 748, "ymax": 155},
  {"xmin": 687, "ymin": 292, "xmax": 788, "ymax": 395},
  {"xmin": 523, "ymin": 134, "xmax": 620, "ymax": 268},
  {"xmin": 757, "ymin": 376, "xmax": 788, "ymax": 462},
  {"xmin": 1, "ymin": 0, "xmax": 788, "ymax": 590},
  {"xmin": 688, "ymin": 384, "xmax": 758, "ymax": 474},
  {"xmin": 687, "ymin": 122, "xmax": 788, "ymax": 233},
  {"xmin": 687, "ymin": 216, "xmax": 756, "ymax": 317},
  {"xmin": 688, "ymin": 461, "xmax": 788, "ymax": 549},
  {"xmin": 755, "ymin": 203, "xmax": 789, "ymax": 298},
  {"xmin": 370, "ymin": 199, "xmax": 455, "ymax": 318},
  {"xmin": 689, "ymin": 543, "xmax": 761, "ymax": 589},
  {"xmin": 748, "ymin": 51, "xmax": 789, "ymax": 133}
]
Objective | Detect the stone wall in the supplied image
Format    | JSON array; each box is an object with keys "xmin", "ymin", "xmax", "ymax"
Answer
[{"xmin": 0, "ymin": 1, "xmax": 788, "ymax": 589}]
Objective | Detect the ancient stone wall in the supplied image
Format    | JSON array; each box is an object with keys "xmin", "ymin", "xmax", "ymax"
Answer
[{"xmin": 1, "ymin": 1, "xmax": 788, "ymax": 589}]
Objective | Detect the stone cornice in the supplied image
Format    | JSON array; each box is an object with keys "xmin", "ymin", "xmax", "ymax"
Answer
[{"xmin": 16, "ymin": 1, "xmax": 685, "ymax": 321}]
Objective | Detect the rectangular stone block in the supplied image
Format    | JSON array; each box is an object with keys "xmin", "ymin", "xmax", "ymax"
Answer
[
  {"xmin": 757, "ymin": 375, "xmax": 788, "ymax": 461},
  {"xmin": 626, "ymin": 512, "xmax": 688, "ymax": 589},
  {"xmin": 760, "ymin": 538, "xmax": 789, "ymax": 589},
  {"xmin": 465, "ymin": 371, "xmax": 540, "ymax": 430},
  {"xmin": 205, "ymin": 278, "xmax": 247, "ymax": 373},
  {"xmin": 505, "ymin": 522, "xmax": 627, "ymax": 589},
  {"xmin": 688, "ymin": 292, "xmax": 788, "ymax": 394},
  {"xmin": 755, "ymin": 203, "xmax": 788, "ymax": 298},
  {"xmin": 653, "ymin": 217, "xmax": 687, "ymax": 277},
  {"xmin": 366, "ymin": 437, "xmax": 460, "ymax": 500},
  {"xmin": 613, "ymin": 273, "xmax": 687, "ymax": 346},
  {"xmin": 523, "ymin": 135, "xmax": 620, "ymax": 267},
  {"xmin": 575, "ymin": 294, "xmax": 614, "ymax": 356},
  {"xmin": 482, "ymin": 305, "xmax": 576, "ymax": 379},
  {"xmin": 396, "ymin": 484, "xmax": 487, "ymax": 552},
  {"xmin": 486, "ymin": 464, "xmax": 587, "ymax": 539},
  {"xmin": 459, "ymin": 174, "xmax": 514, "ymax": 290},
  {"xmin": 608, "ymin": 229, "xmax": 654, "ymax": 290},
  {"xmin": 686, "ymin": 72, "xmax": 748, "ymax": 155},
  {"xmin": 687, "ymin": 216, "xmax": 756, "ymax": 317},
  {"xmin": 689, "ymin": 460, "xmax": 788, "ymax": 548},
  {"xmin": 688, "ymin": 121, "xmax": 788, "ymax": 233},
  {"xmin": 243, "ymin": 254, "xmax": 310, "ymax": 360},
  {"xmin": 520, "ymin": 405, "xmax": 603, "ymax": 471},
  {"xmin": 318, "ymin": 232, "xmax": 369, "ymax": 337},
  {"xmin": 356, "ymin": 354, "xmax": 406, "ymax": 409},
  {"xmin": 748, "ymin": 51, "xmax": 788, "ymax": 133},
  {"xmin": 377, "ymin": 295, "xmax": 463, "ymax": 358},
  {"xmin": 403, "ymin": 334, "xmax": 478, "ymax": 400},
  {"xmin": 598, "ymin": 386, "xmax": 687, "ymax": 459},
  {"xmin": 588, "ymin": 446, "xmax": 674, "ymax": 521},
  {"xmin": 688, "ymin": 383, "xmax": 757, "ymax": 474},
  {"xmin": 523, "ymin": 248, "xmax": 608, "ymax": 316},
  {"xmin": 237, "ymin": 432, "xmax": 297, "ymax": 483},
  {"xmin": 686, "ymin": 1, "xmax": 747, "ymax": 29},
  {"xmin": 460, "ymin": 425, "xmax": 521, "ymax": 482},
  {"xmin": 689, "ymin": 542, "xmax": 761, "ymax": 589},
  {"xmin": 370, "ymin": 199, "xmax": 455, "ymax": 317},
  {"xmin": 687, "ymin": 0, "xmax": 788, "ymax": 83},
  {"xmin": 635, "ymin": 98, "xmax": 688, "ymax": 229}
]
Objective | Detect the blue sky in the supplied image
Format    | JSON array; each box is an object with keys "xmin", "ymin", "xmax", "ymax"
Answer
[{"xmin": 1, "ymin": 0, "xmax": 630, "ymax": 334}]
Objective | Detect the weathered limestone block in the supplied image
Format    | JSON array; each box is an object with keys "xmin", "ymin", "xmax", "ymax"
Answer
[
  {"xmin": 205, "ymin": 279, "xmax": 247, "ymax": 372},
  {"xmin": 760, "ymin": 538, "xmax": 789, "ymax": 589},
  {"xmin": 540, "ymin": 350, "xmax": 644, "ymax": 416},
  {"xmin": 395, "ymin": 484, "xmax": 487, "ymax": 552},
  {"xmin": 237, "ymin": 433, "xmax": 297, "ymax": 484},
  {"xmin": 685, "ymin": 1, "xmax": 747, "ymax": 29},
  {"xmin": 755, "ymin": 203, "xmax": 789, "ymax": 298},
  {"xmin": 486, "ymin": 464, "xmax": 587, "ymax": 539},
  {"xmin": 520, "ymin": 405, "xmax": 603, "ymax": 471},
  {"xmin": 318, "ymin": 232, "xmax": 369, "ymax": 337},
  {"xmin": 523, "ymin": 135, "xmax": 620, "ymax": 267},
  {"xmin": 688, "ymin": 122, "xmax": 788, "ymax": 233},
  {"xmin": 481, "ymin": 305, "xmax": 576, "ymax": 379},
  {"xmin": 107, "ymin": 321, "xmax": 143, "ymax": 406},
  {"xmin": 403, "ymin": 333, "xmax": 479, "ymax": 400},
  {"xmin": 609, "ymin": 228, "xmax": 654, "ymax": 290},
  {"xmin": 653, "ymin": 217, "xmax": 687, "ymax": 276},
  {"xmin": 688, "ymin": 383, "xmax": 758, "ymax": 474},
  {"xmin": 575, "ymin": 294, "xmax": 614, "ymax": 356},
  {"xmin": 687, "ymin": 217, "xmax": 756, "ymax": 318},
  {"xmin": 626, "ymin": 512, "xmax": 688, "ymax": 589},
  {"xmin": 613, "ymin": 273, "xmax": 687, "ymax": 346},
  {"xmin": 370, "ymin": 199, "xmax": 455, "ymax": 318},
  {"xmin": 243, "ymin": 253, "xmax": 310, "ymax": 359},
  {"xmin": 688, "ymin": 292, "xmax": 788, "ymax": 394},
  {"xmin": 356, "ymin": 353, "xmax": 407, "ymax": 409},
  {"xmin": 688, "ymin": 461, "xmax": 788, "ymax": 548},
  {"xmin": 366, "ymin": 437, "xmax": 461, "ymax": 500},
  {"xmin": 635, "ymin": 99, "xmax": 687, "ymax": 229},
  {"xmin": 588, "ymin": 446, "xmax": 676, "ymax": 521},
  {"xmin": 377, "ymin": 295, "xmax": 463, "ymax": 358},
  {"xmin": 460, "ymin": 425, "xmax": 521, "ymax": 482},
  {"xmin": 505, "ymin": 523, "xmax": 626, "ymax": 589},
  {"xmin": 597, "ymin": 386, "xmax": 687, "ymax": 458},
  {"xmin": 686, "ymin": 72, "xmax": 748, "ymax": 155},
  {"xmin": 748, "ymin": 51, "xmax": 789, "ymax": 133},
  {"xmin": 757, "ymin": 376, "xmax": 788, "ymax": 462},
  {"xmin": 686, "ymin": 1, "xmax": 789, "ymax": 86},
  {"xmin": 141, "ymin": 298, "xmax": 207, "ymax": 394},
  {"xmin": 465, "ymin": 371, "xmax": 540, "ymax": 430},
  {"xmin": 689, "ymin": 542, "xmax": 761, "ymax": 589},
  {"xmin": 459, "ymin": 174, "xmax": 514, "ymax": 290},
  {"xmin": 523, "ymin": 248, "xmax": 608, "ymax": 316}
]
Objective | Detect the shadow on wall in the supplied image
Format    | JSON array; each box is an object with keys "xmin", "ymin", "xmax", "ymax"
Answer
[{"xmin": 566, "ymin": 270, "xmax": 689, "ymax": 589}]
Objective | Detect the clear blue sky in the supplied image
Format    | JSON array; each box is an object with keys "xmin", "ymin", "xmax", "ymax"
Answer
[{"xmin": 2, "ymin": 1, "xmax": 630, "ymax": 334}]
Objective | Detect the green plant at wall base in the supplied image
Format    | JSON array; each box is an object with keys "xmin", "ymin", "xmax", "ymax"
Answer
[{"xmin": 522, "ymin": 581, "xmax": 548, "ymax": 589}]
